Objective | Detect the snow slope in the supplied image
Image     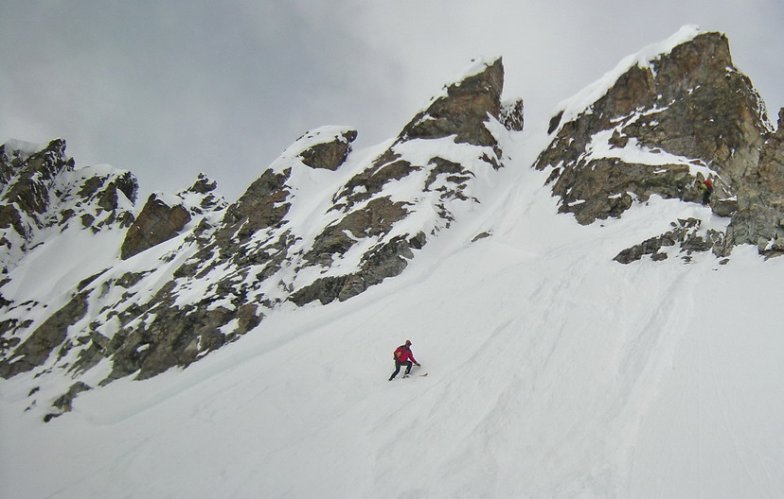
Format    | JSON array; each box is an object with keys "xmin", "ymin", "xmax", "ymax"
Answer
[{"xmin": 2, "ymin": 121, "xmax": 783, "ymax": 498}]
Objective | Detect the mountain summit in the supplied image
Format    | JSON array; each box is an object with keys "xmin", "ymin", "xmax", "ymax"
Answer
[
  {"xmin": 533, "ymin": 26, "xmax": 782, "ymax": 262},
  {"xmin": 1, "ymin": 57, "xmax": 520, "ymax": 413}
]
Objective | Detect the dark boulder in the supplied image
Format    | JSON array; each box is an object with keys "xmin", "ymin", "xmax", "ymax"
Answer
[{"xmin": 121, "ymin": 194, "xmax": 192, "ymax": 260}]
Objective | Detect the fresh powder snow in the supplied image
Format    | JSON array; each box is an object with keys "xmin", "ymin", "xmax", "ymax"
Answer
[{"xmin": 1, "ymin": 115, "xmax": 783, "ymax": 498}]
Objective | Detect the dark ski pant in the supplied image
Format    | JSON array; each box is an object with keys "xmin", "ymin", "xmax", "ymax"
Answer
[{"xmin": 389, "ymin": 360, "xmax": 412, "ymax": 380}]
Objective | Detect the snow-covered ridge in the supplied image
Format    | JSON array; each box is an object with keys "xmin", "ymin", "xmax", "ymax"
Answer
[
  {"xmin": 269, "ymin": 125, "xmax": 357, "ymax": 174},
  {"xmin": 551, "ymin": 24, "xmax": 703, "ymax": 135},
  {"xmin": 534, "ymin": 24, "xmax": 772, "ymax": 230},
  {"xmin": 0, "ymin": 55, "xmax": 513, "ymax": 408},
  {"xmin": 0, "ymin": 139, "xmax": 138, "ymax": 278},
  {"xmin": 1, "ymin": 138, "xmax": 48, "ymax": 159},
  {"xmin": 420, "ymin": 56, "xmax": 503, "ymax": 111},
  {"xmin": 1, "ymin": 25, "xmax": 784, "ymax": 499}
]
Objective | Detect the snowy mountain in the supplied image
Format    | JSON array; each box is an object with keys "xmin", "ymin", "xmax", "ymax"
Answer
[
  {"xmin": 1, "ymin": 56, "xmax": 517, "ymax": 399},
  {"xmin": 1, "ymin": 26, "xmax": 783, "ymax": 498}
]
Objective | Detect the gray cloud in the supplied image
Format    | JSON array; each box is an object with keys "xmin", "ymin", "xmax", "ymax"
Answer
[
  {"xmin": 0, "ymin": 1, "xmax": 399, "ymax": 198},
  {"xmin": 350, "ymin": 0, "xmax": 783, "ymax": 127},
  {"xmin": 2, "ymin": 1, "xmax": 782, "ymax": 200}
]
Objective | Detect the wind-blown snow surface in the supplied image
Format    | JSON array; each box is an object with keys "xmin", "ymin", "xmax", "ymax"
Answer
[{"xmin": 2, "ymin": 125, "xmax": 784, "ymax": 498}]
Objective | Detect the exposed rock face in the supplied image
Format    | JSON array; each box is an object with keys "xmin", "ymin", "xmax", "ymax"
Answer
[
  {"xmin": 0, "ymin": 139, "xmax": 138, "ymax": 274},
  {"xmin": 719, "ymin": 108, "xmax": 784, "ymax": 257},
  {"xmin": 292, "ymin": 58, "xmax": 509, "ymax": 305},
  {"xmin": 0, "ymin": 139, "xmax": 140, "ymax": 390},
  {"xmin": 535, "ymin": 30, "xmax": 768, "ymax": 226},
  {"xmin": 218, "ymin": 168, "xmax": 292, "ymax": 245},
  {"xmin": 0, "ymin": 140, "xmax": 230, "ymax": 414},
  {"xmin": 614, "ymin": 218, "xmax": 725, "ymax": 264},
  {"xmin": 0, "ymin": 58, "xmax": 515, "ymax": 420},
  {"xmin": 0, "ymin": 139, "xmax": 138, "ymax": 390},
  {"xmin": 45, "ymin": 382, "xmax": 91, "ymax": 421},
  {"xmin": 95, "ymin": 57, "xmax": 512, "ymax": 381},
  {"xmin": 501, "ymin": 99, "xmax": 525, "ymax": 132},
  {"xmin": 0, "ymin": 293, "xmax": 89, "ymax": 378},
  {"xmin": 299, "ymin": 129, "xmax": 357, "ymax": 170},
  {"xmin": 400, "ymin": 58, "xmax": 504, "ymax": 149},
  {"xmin": 120, "ymin": 174, "xmax": 224, "ymax": 260},
  {"xmin": 121, "ymin": 195, "xmax": 191, "ymax": 259},
  {"xmin": 534, "ymin": 27, "xmax": 783, "ymax": 261},
  {"xmin": 99, "ymin": 128, "xmax": 364, "ymax": 381},
  {"xmin": 7, "ymin": 27, "xmax": 782, "ymax": 423},
  {"xmin": 1, "ymin": 140, "xmax": 74, "ymax": 271}
]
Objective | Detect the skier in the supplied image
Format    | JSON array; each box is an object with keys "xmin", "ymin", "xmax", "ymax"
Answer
[
  {"xmin": 389, "ymin": 340, "xmax": 420, "ymax": 381},
  {"xmin": 701, "ymin": 178, "xmax": 714, "ymax": 205}
]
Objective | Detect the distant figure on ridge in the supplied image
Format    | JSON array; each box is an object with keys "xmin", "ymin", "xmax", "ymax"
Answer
[
  {"xmin": 701, "ymin": 178, "xmax": 714, "ymax": 205},
  {"xmin": 389, "ymin": 340, "xmax": 420, "ymax": 381}
]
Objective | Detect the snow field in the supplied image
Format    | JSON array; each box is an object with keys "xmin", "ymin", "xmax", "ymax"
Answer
[{"xmin": 3, "ymin": 122, "xmax": 783, "ymax": 498}]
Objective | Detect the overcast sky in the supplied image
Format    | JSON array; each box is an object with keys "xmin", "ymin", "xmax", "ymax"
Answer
[{"xmin": 2, "ymin": 0, "xmax": 782, "ymax": 201}]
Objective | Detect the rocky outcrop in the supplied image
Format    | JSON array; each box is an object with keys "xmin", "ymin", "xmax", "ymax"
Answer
[
  {"xmin": 533, "ymin": 27, "xmax": 784, "ymax": 262},
  {"xmin": 121, "ymin": 195, "xmax": 191, "ymax": 259},
  {"xmin": 535, "ymin": 29, "xmax": 768, "ymax": 226},
  {"xmin": 0, "ymin": 58, "xmax": 513, "ymax": 420},
  {"xmin": 501, "ymin": 99, "xmax": 525, "ymax": 132},
  {"xmin": 120, "ymin": 174, "xmax": 224, "ymax": 260},
  {"xmin": 299, "ymin": 129, "xmax": 357, "ymax": 170},
  {"xmin": 183, "ymin": 59, "xmax": 510, "ymax": 312},
  {"xmin": 0, "ymin": 292, "xmax": 89, "ymax": 378},
  {"xmin": 5, "ymin": 28, "xmax": 783, "ymax": 426},
  {"xmin": 400, "ymin": 58, "xmax": 505, "ymax": 149},
  {"xmin": 218, "ymin": 169, "xmax": 292, "ymax": 246},
  {"xmin": 292, "ymin": 58, "xmax": 509, "ymax": 305},
  {"xmin": 1, "ymin": 139, "xmax": 138, "ymax": 274},
  {"xmin": 1, "ymin": 139, "xmax": 73, "ymax": 222},
  {"xmin": 101, "ymin": 129, "xmax": 362, "ymax": 378},
  {"xmin": 100, "ymin": 298, "xmax": 257, "ymax": 382},
  {"xmin": 718, "ymin": 108, "xmax": 784, "ymax": 257},
  {"xmin": 44, "ymin": 382, "xmax": 91, "ymax": 421},
  {"xmin": 12, "ymin": 28, "xmax": 778, "ymax": 421},
  {"xmin": 1, "ymin": 139, "xmax": 75, "ymax": 273},
  {"xmin": 614, "ymin": 218, "xmax": 726, "ymax": 263},
  {"xmin": 0, "ymin": 139, "xmax": 141, "ymax": 395}
]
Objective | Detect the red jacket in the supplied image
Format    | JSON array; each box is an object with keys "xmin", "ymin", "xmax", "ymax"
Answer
[{"xmin": 394, "ymin": 345, "xmax": 417, "ymax": 363}]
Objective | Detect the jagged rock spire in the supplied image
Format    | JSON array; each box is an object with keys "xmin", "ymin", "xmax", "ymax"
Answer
[{"xmin": 535, "ymin": 28, "xmax": 769, "ymax": 226}]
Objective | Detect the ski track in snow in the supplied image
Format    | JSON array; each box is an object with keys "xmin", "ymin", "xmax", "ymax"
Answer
[{"xmin": 2, "ymin": 125, "xmax": 784, "ymax": 498}]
